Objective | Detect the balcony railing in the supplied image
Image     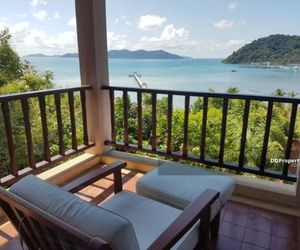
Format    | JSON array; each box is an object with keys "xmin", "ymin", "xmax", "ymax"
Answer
[
  {"xmin": 0, "ymin": 86, "xmax": 94, "ymax": 186},
  {"xmin": 103, "ymin": 86, "xmax": 299, "ymax": 182}
]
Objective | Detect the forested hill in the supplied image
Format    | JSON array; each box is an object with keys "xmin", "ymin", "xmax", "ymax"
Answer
[
  {"xmin": 223, "ymin": 35, "xmax": 300, "ymax": 64},
  {"xmin": 108, "ymin": 49, "xmax": 184, "ymax": 59},
  {"xmin": 26, "ymin": 49, "xmax": 185, "ymax": 59}
]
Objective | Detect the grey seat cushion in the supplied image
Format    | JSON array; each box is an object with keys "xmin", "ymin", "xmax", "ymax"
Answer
[
  {"xmin": 10, "ymin": 175, "xmax": 201, "ymax": 250},
  {"xmin": 136, "ymin": 162, "xmax": 235, "ymax": 219},
  {"xmin": 101, "ymin": 190, "xmax": 199, "ymax": 250},
  {"xmin": 10, "ymin": 175, "xmax": 139, "ymax": 250}
]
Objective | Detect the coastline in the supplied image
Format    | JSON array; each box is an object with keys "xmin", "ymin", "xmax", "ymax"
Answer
[{"xmin": 25, "ymin": 57, "xmax": 300, "ymax": 96}]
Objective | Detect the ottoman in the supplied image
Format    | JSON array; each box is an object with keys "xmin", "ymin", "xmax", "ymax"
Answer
[{"xmin": 136, "ymin": 162, "xmax": 235, "ymax": 239}]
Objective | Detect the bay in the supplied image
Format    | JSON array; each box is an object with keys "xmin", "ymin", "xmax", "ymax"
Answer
[{"xmin": 26, "ymin": 57, "xmax": 300, "ymax": 96}]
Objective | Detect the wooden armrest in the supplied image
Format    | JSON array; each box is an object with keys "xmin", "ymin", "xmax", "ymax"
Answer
[
  {"xmin": 88, "ymin": 238, "xmax": 112, "ymax": 250},
  {"xmin": 62, "ymin": 160, "xmax": 127, "ymax": 193},
  {"xmin": 148, "ymin": 189, "xmax": 219, "ymax": 250}
]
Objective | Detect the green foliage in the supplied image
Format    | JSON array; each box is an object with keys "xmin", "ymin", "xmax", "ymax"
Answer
[
  {"xmin": 0, "ymin": 29, "xmax": 298, "ymax": 182},
  {"xmin": 0, "ymin": 29, "xmax": 54, "ymax": 92},
  {"xmin": 114, "ymin": 88, "xmax": 300, "ymax": 178},
  {"xmin": 227, "ymin": 87, "xmax": 239, "ymax": 93},
  {"xmin": 0, "ymin": 29, "xmax": 84, "ymax": 179},
  {"xmin": 0, "ymin": 29, "xmax": 23, "ymax": 86},
  {"xmin": 223, "ymin": 34, "xmax": 300, "ymax": 64}
]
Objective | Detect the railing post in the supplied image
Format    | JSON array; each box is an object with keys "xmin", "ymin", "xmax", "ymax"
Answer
[
  {"xmin": 75, "ymin": 0, "xmax": 111, "ymax": 155},
  {"xmin": 289, "ymin": 139, "xmax": 300, "ymax": 206},
  {"xmin": 295, "ymin": 155, "xmax": 300, "ymax": 206}
]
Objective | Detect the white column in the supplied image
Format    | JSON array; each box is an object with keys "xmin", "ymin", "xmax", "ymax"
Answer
[{"xmin": 75, "ymin": 0, "xmax": 111, "ymax": 155}]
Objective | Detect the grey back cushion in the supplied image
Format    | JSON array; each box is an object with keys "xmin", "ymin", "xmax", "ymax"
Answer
[{"xmin": 10, "ymin": 175, "xmax": 139, "ymax": 250}]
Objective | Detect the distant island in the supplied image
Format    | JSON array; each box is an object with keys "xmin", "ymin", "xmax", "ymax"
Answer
[
  {"xmin": 223, "ymin": 34, "xmax": 300, "ymax": 65},
  {"xmin": 26, "ymin": 49, "xmax": 185, "ymax": 60},
  {"xmin": 109, "ymin": 49, "xmax": 185, "ymax": 59}
]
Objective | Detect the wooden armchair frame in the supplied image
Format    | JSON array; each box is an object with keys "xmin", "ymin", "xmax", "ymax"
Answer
[
  {"xmin": 0, "ymin": 160, "xmax": 219, "ymax": 250},
  {"xmin": 0, "ymin": 185, "xmax": 111, "ymax": 250}
]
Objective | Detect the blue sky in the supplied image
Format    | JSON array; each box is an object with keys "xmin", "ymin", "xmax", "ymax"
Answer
[{"xmin": 0, "ymin": 0, "xmax": 300, "ymax": 57}]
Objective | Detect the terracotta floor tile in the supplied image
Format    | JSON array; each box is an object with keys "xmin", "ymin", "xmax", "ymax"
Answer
[
  {"xmin": 0, "ymin": 233, "xmax": 11, "ymax": 246},
  {"xmin": 272, "ymin": 221, "xmax": 298, "ymax": 241},
  {"xmin": 248, "ymin": 207, "xmax": 274, "ymax": 220},
  {"xmin": 216, "ymin": 235, "xmax": 242, "ymax": 250},
  {"xmin": 93, "ymin": 177, "xmax": 113, "ymax": 187},
  {"xmin": 225, "ymin": 201, "xmax": 250, "ymax": 214},
  {"xmin": 299, "ymin": 217, "xmax": 300, "ymax": 246},
  {"xmin": 0, "ymin": 223, "xmax": 18, "ymax": 238},
  {"xmin": 270, "ymin": 235, "xmax": 299, "ymax": 250},
  {"xmin": 220, "ymin": 208, "xmax": 226, "ymax": 220},
  {"xmin": 243, "ymin": 228, "xmax": 272, "ymax": 249},
  {"xmin": 220, "ymin": 208, "xmax": 228, "ymax": 221},
  {"xmin": 240, "ymin": 242, "xmax": 267, "ymax": 250},
  {"xmin": 223, "ymin": 209, "xmax": 248, "ymax": 226},
  {"xmin": 247, "ymin": 214, "xmax": 272, "ymax": 233},
  {"xmin": 220, "ymin": 221, "xmax": 245, "ymax": 241},
  {"xmin": 271, "ymin": 212, "xmax": 298, "ymax": 227},
  {"xmin": 75, "ymin": 169, "xmax": 140, "ymax": 205},
  {"xmin": 0, "ymin": 223, "xmax": 18, "ymax": 246},
  {"xmin": 0, "ymin": 238, "xmax": 24, "ymax": 250}
]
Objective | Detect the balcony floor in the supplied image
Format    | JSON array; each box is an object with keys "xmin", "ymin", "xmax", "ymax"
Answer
[{"xmin": 0, "ymin": 169, "xmax": 299, "ymax": 250}]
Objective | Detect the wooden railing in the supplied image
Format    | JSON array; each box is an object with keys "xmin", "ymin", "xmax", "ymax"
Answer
[
  {"xmin": 103, "ymin": 86, "xmax": 299, "ymax": 182},
  {"xmin": 0, "ymin": 86, "xmax": 94, "ymax": 186}
]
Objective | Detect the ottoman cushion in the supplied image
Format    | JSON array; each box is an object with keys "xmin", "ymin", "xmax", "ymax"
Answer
[{"xmin": 136, "ymin": 162, "xmax": 235, "ymax": 219}]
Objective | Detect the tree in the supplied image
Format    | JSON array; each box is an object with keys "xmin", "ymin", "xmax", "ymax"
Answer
[
  {"xmin": 0, "ymin": 29, "xmax": 54, "ymax": 93},
  {"xmin": 273, "ymin": 88, "xmax": 286, "ymax": 96},
  {"xmin": 0, "ymin": 29, "xmax": 23, "ymax": 86},
  {"xmin": 227, "ymin": 87, "xmax": 239, "ymax": 94},
  {"xmin": 0, "ymin": 29, "xmax": 57, "ymax": 178},
  {"xmin": 223, "ymin": 34, "xmax": 300, "ymax": 65}
]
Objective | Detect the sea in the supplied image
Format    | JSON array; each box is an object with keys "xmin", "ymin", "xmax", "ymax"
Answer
[{"xmin": 26, "ymin": 57, "xmax": 300, "ymax": 96}]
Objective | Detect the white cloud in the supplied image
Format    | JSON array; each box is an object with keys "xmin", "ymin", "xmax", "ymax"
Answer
[
  {"xmin": 107, "ymin": 31, "xmax": 127, "ymax": 50},
  {"xmin": 2, "ymin": 20, "xmax": 127, "ymax": 55},
  {"xmin": 228, "ymin": 1, "xmax": 238, "ymax": 11},
  {"xmin": 213, "ymin": 19, "xmax": 234, "ymax": 30},
  {"xmin": 3, "ymin": 22, "xmax": 77, "ymax": 55},
  {"xmin": 67, "ymin": 17, "xmax": 76, "ymax": 27},
  {"xmin": 138, "ymin": 24, "xmax": 189, "ymax": 51},
  {"xmin": 0, "ymin": 17, "xmax": 8, "ymax": 22},
  {"xmin": 140, "ymin": 24, "xmax": 189, "ymax": 42},
  {"xmin": 188, "ymin": 38, "xmax": 246, "ymax": 57},
  {"xmin": 0, "ymin": 21, "xmax": 7, "ymax": 30},
  {"xmin": 22, "ymin": 29, "xmax": 77, "ymax": 55},
  {"xmin": 137, "ymin": 34, "xmax": 247, "ymax": 58},
  {"xmin": 10, "ymin": 22, "xmax": 29, "ymax": 35},
  {"xmin": 115, "ymin": 15, "xmax": 131, "ymax": 26},
  {"xmin": 33, "ymin": 10, "xmax": 48, "ymax": 21},
  {"xmin": 1, "ymin": 16, "xmax": 246, "ymax": 58},
  {"xmin": 54, "ymin": 12, "xmax": 60, "ymax": 19},
  {"xmin": 30, "ymin": 0, "xmax": 47, "ymax": 6},
  {"xmin": 138, "ymin": 15, "xmax": 166, "ymax": 30},
  {"xmin": 14, "ymin": 13, "xmax": 28, "ymax": 18},
  {"xmin": 225, "ymin": 39, "xmax": 245, "ymax": 48}
]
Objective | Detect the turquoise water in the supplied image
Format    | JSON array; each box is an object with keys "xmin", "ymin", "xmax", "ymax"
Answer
[{"xmin": 26, "ymin": 57, "xmax": 300, "ymax": 95}]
